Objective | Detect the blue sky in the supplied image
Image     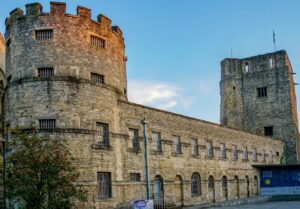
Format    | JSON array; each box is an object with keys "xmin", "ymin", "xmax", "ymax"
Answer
[{"xmin": 1, "ymin": 0, "xmax": 300, "ymax": 124}]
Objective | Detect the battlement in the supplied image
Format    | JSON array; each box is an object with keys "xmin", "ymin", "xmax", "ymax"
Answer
[{"xmin": 5, "ymin": 2, "xmax": 122, "ymax": 38}]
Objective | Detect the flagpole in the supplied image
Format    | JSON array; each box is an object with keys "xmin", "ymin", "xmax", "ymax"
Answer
[{"xmin": 273, "ymin": 29, "xmax": 276, "ymax": 52}]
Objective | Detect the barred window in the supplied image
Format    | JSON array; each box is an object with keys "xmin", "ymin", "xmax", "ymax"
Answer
[
  {"xmin": 91, "ymin": 73, "xmax": 105, "ymax": 84},
  {"xmin": 253, "ymin": 148, "xmax": 257, "ymax": 161},
  {"xmin": 130, "ymin": 173, "xmax": 141, "ymax": 182},
  {"xmin": 207, "ymin": 141, "xmax": 213, "ymax": 157},
  {"xmin": 35, "ymin": 29, "xmax": 53, "ymax": 40},
  {"xmin": 91, "ymin": 35, "xmax": 106, "ymax": 48},
  {"xmin": 232, "ymin": 145, "xmax": 238, "ymax": 160},
  {"xmin": 243, "ymin": 146, "xmax": 248, "ymax": 160},
  {"xmin": 152, "ymin": 132, "xmax": 162, "ymax": 152},
  {"xmin": 96, "ymin": 122, "xmax": 109, "ymax": 146},
  {"xmin": 191, "ymin": 138, "xmax": 198, "ymax": 156},
  {"xmin": 191, "ymin": 173, "xmax": 201, "ymax": 196},
  {"xmin": 98, "ymin": 172, "xmax": 112, "ymax": 198},
  {"xmin": 220, "ymin": 143, "xmax": 226, "ymax": 158},
  {"xmin": 269, "ymin": 150, "xmax": 273, "ymax": 163},
  {"xmin": 173, "ymin": 135, "xmax": 182, "ymax": 154},
  {"xmin": 129, "ymin": 129, "xmax": 139, "ymax": 149},
  {"xmin": 39, "ymin": 119, "xmax": 56, "ymax": 129},
  {"xmin": 257, "ymin": 87, "xmax": 267, "ymax": 97},
  {"xmin": 38, "ymin": 68, "xmax": 54, "ymax": 78}
]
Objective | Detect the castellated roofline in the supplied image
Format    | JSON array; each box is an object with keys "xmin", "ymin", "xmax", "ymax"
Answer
[{"xmin": 5, "ymin": 1, "xmax": 122, "ymax": 38}]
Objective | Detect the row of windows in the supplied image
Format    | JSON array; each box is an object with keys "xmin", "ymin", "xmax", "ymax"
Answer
[
  {"xmin": 97, "ymin": 172, "xmax": 257, "ymax": 198},
  {"xmin": 38, "ymin": 120, "xmax": 277, "ymax": 162}
]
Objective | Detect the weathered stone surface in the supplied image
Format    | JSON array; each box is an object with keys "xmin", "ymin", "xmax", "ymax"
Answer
[
  {"xmin": 220, "ymin": 51, "xmax": 300, "ymax": 164},
  {"xmin": 3, "ymin": 2, "xmax": 286, "ymax": 209},
  {"xmin": 0, "ymin": 33, "xmax": 5, "ymax": 73}
]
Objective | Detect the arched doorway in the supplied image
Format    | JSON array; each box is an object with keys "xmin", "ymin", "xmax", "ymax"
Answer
[
  {"xmin": 154, "ymin": 175, "xmax": 164, "ymax": 207},
  {"xmin": 221, "ymin": 176, "xmax": 228, "ymax": 200},
  {"xmin": 234, "ymin": 176, "xmax": 239, "ymax": 199},
  {"xmin": 208, "ymin": 175, "xmax": 215, "ymax": 203},
  {"xmin": 245, "ymin": 175, "xmax": 250, "ymax": 197},
  {"xmin": 254, "ymin": 176, "xmax": 259, "ymax": 195},
  {"xmin": 175, "ymin": 175, "xmax": 184, "ymax": 206}
]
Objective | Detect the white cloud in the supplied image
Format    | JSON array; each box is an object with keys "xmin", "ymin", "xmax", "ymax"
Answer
[{"xmin": 128, "ymin": 80, "xmax": 191, "ymax": 110}]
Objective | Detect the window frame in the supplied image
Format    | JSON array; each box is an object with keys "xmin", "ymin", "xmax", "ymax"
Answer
[
  {"xmin": 129, "ymin": 128, "xmax": 140, "ymax": 150},
  {"xmin": 152, "ymin": 132, "xmax": 162, "ymax": 152},
  {"xmin": 96, "ymin": 122, "xmax": 110, "ymax": 146},
  {"xmin": 91, "ymin": 35, "xmax": 106, "ymax": 49},
  {"xmin": 39, "ymin": 119, "xmax": 56, "ymax": 130},
  {"xmin": 35, "ymin": 29, "xmax": 54, "ymax": 40},
  {"xmin": 98, "ymin": 172, "xmax": 112, "ymax": 199},
  {"xmin": 264, "ymin": 126, "xmax": 273, "ymax": 137},
  {"xmin": 191, "ymin": 138, "xmax": 199, "ymax": 156},
  {"xmin": 38, "ymin": 67, "xmax": 54, "ymax": 78},
  {"xmin": 91, "ymin": 73, "xmax": 105, "ymax": 84},
  {"xmin": 172, "ymin": 135, "xmax": 182, "ymax": 154},
  {"xmin": 257, "ymin": 87, "xmax": 268, "ymax": 97},
  {"xmin": 191, "ymin": 173, "xmax": 201, "ymax": 196},
  {"xmin": 220, "ymin": 143, "xmax": 226, "ymax": 158},
  {"xmin": 130, "ymin": 173, "xmax": 141, "ymax": 182},
  {"xmin": 207, "ymin": 141, "xmax": 214, "ymax": 157}
]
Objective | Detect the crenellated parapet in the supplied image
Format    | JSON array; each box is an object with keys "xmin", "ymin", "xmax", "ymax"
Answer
[{"xmin": 5, "ymin": 2, "xmax": 123, "ymax": 40}]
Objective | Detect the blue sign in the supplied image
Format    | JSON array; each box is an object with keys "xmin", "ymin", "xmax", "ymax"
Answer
[{"xmin": 133, "ymin": 200, "xmax": 154, "ymax": 209}]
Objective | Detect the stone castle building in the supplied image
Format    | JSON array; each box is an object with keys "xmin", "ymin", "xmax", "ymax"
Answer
[
  {"xmin": 1, "ymin": 2, "xmax": 298, "ymax": 209},
  {"xmin": 220, "ymin": 52, "xmax": 300, "ymax": 163}
]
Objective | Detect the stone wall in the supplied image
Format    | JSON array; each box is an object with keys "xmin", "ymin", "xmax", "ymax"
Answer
[
  {"xmin": 0, "ymin": 33, "xmax": 4, "ymax": 73},
  {"xmin": 220, "ymin": 51, "xmax": 300, "ymax": 163}
]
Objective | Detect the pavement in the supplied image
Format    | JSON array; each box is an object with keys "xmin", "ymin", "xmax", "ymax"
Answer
[{"xmin": 210, "ymin": 201, "xmax": 300, "ymax": 209}]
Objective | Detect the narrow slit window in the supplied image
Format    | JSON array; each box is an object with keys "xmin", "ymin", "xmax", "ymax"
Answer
[
  {"xmin": 38, "ymin": 68, "xmax": 54, "ymax": 78},
  {"xmin": 91, "ymin": 35, "xmax": 106, "ymax": 48},
  {"xmin": 35, "ymin": 29, "xmax": 53, "ymax": 40},
  {"xmin": 220, "ymin": 143, "xmax": 226, "ymax": 158},
  {"xmin": 39, "ymin": 119, "xmax": 56, "ymax": 129}
]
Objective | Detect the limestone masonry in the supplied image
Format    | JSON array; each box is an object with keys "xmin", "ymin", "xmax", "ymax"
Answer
[{"xmin": 1, "ymin": 2, "xmax": 297, "ymax": 209}]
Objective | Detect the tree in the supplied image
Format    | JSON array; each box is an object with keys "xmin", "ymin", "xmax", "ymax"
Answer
[{"xmin": 5, "ymin": 129, "xmax": 87, "ymax": 209}]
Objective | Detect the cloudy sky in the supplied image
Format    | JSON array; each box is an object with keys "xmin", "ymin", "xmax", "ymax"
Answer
[{"xmin": 1, "ymin": 0, "xmax": 300, "ymax": 124}]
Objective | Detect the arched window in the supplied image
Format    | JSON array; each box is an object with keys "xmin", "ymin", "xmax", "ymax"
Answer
[
  {"xmin": 222, "ymin": 176, "xmax": 227, "ymax": 188},
  {"xmin": 208, "ymin": 175, "xmax": 214, "ymax": 189},
  {"xmin": 191, "ymin": 173, "xmax": 201, "ymax": 196}
]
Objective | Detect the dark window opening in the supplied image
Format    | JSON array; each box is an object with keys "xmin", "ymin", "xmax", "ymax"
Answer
[
  {"xmin": 38, "ymin": 68, "xmax": 54, "ymax": 78},
  {"xmin": 191, "ymin": 173, "xmax": 201, "ymax": 196},
  {"xmin": 130, "ymin": 173, "xmax": 141, "ymax": 182},
  {"xmin": 35, "ymin": 29, "xmax": 53, "ymax": 40},
  {"xmin": 39, "ymin": 119, "xmax": 56, "ymax": 129},
  {"xmin": 124, "ymin": 88, "xmax": 127, "ymax": 95},
  {"xmin": 98, "ymin": 172, "xmax": 112, "ymax": 198},
  {"xmin": 91, "ymin": 73, "xmax": 105, "ymax": 84},
  {"xmin": 257, "ymin": 87, "xmax": 268, "ymax": 97},
  {"xmin": 6, "ymin": 39, "xmax": 11, "ymax": 48},
  {"xmin": 233, "ymin": 86, "xmax": 236, "ymax": 90},
  {"xmin": 264, "ymin": 126, "xmax": 273, "ymax": 136},
  {"xmin": 129, "ymin": 129, "xmax": 139, "ymax": 149},
  {"xmin": 7, "ymin": 75, "xmax": 11, "ymax": 84},
  {"xmin": 276, "ymin": 151, "xmax": 280, "ymax": 156},
  {"xmin": 96, "ymin": 122, "xmax": 109, "ymax": 146}
]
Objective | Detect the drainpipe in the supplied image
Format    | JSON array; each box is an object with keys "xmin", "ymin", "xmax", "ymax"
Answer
[{"xmin": 141, "ymin": 118, "xmax": 150, "ymax": 200}]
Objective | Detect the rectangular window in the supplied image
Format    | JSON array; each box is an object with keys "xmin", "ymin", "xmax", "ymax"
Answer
[
  {"xmin": 38, "ymin": 68, "xmax": 54, "ymax": 78},
  {"xmin": 98, "ymin": 172, "xmax": 112, "ymax": 198},
  {"xmin": 130, "ymin": 173, "xmax": 141, "ymax": 182},
  {"xmin": 257, "ymin": 87, "xmax": 267, "ymax": 97},
  {"xmin": 253, "ymin": 148, "xmax": 257, "ymax": 161},
  {"xmin": 243, "ymin": 146, "xmax": 248, "ymax": 160},
  {"xmin": 91, "ymin": 35, "xmax": 106, "ymax": 48},
  {"xmin": 35, "ymin": 29, "xmax": 53, "ymax": 40},
  {"xmin": 39, "ymin": 119, "xmax": 56, "ymax": 129},
  {"xmin": 129, "ymin": 129, "xmax": 139, "ymax": 149},
  {"xmin": 152, "ymin": 132, "xmax": 162, "ymax": 152},
  {"xmin": 96, "ymin": 122, "xmax": 109, "ymax": 146},
  {"xmin": 173, "ymin": 135, "xmax": 182, "ymax": 154},
  {"xmin": 264, "ymin": 126, "xmax": 273, "ymax": 136},
  {"xmin": 91, "ymin": 73, "xmax": 105, "ymax": 84},
  {"xmin": 262, "ymin": 149, "xmax": 266, "ymax": 162},
  {"xmin": 220, "ymin": 143, "xmax": 226, "ymax": 158},
  {"xmin": 207, "ymin": 141, "xmax": 213, "ymax": 157},
  {"xmin": 232, "ymin": 145, "xmax": 238, "ymax": 160},
  {"xmin": 269, "ymin": 150, "xmax": 273, "ymax": 163},
  {"xmin": 191, "ymin": 138, "xmax": 198, "ymax": 155}
]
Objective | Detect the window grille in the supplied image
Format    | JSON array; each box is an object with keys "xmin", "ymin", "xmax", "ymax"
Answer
[
  {"xmin": 257, "ymin": 87, "xmax": 268, "ymax": 97},
  {"xmin": 153, "ymin": 132, "xmax": 162, "ymax": 152},
  {"xmin": 173, "ymin": 135, "xmax": 182, "ymax": 154},
  {"xmin": 96, "ymin": 122, "xmax": 109, "ymax": 146},
  {"xmin": 129, "ymin": 129, "xmax": 139, "ymax": 149},
  {"xmin": 220, "ymin": 143, "xmax": 226, "ymax": 158},
  {"xmin": 191, "ymin": 173, "xmax": 201, "ymax": 196},
  {"xmin": 232, "ymin": 145, "xmax": 238, "ymax": 160},
  {"xmin": 262, "ymin": 149, "xmax": 266, "ymax": 162},
  {"xmin": 253, "ymin": 148, "xmax": 257, "ymax": 161},
  {"xmin": 39, "ymin": 119, "xmax": 56, "ymax": 129},
  {"xmin": 207, "ymin": 141, "xmax": 213, "ymax": 157},
  {"xmin": 38, "ymin": 68, "xmax": 54, "ymax": 78},
  {"xmin": 98, "ymin": 172, "xmax": 111, "ymax": 198},
  {"xmin": 264, "ymin": 126, "xmax": 273, "ymax": 136},
  {"xmin": 91, "ymin": 73, "xmax": 105, "ymax": 84},
  {"xmin": 243, "ymin": 146, "xmax": 248, "ymax": 160},
  {"xmin": 191, "ymin": 138, "xmax": 198, "ymax": 155},
  {"xmin": 130, "ymin": 173, "xmax": 141, "ymax": 182},
  {"xmin": 91, "ymin": 35, "xmax": 106, "ymax": 48},
  {"xmin": 35, "ymin": 29, "xmax": 53, "ymax": 40}
]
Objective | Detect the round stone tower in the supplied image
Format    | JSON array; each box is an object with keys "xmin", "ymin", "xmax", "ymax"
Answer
[{"xmin": 4, "ymin": 2, "xmax": 127, "ymax": 130}]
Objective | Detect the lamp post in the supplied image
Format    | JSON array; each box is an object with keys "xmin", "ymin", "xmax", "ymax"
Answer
[{"xmin": 141, "ymin": 118, "xmax": 151, "ymax": 200}]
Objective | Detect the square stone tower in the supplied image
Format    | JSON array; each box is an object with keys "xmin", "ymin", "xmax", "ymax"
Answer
[{"xmin": 220, "ymin": 50, "xmax": 300, "ymax": 163}]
